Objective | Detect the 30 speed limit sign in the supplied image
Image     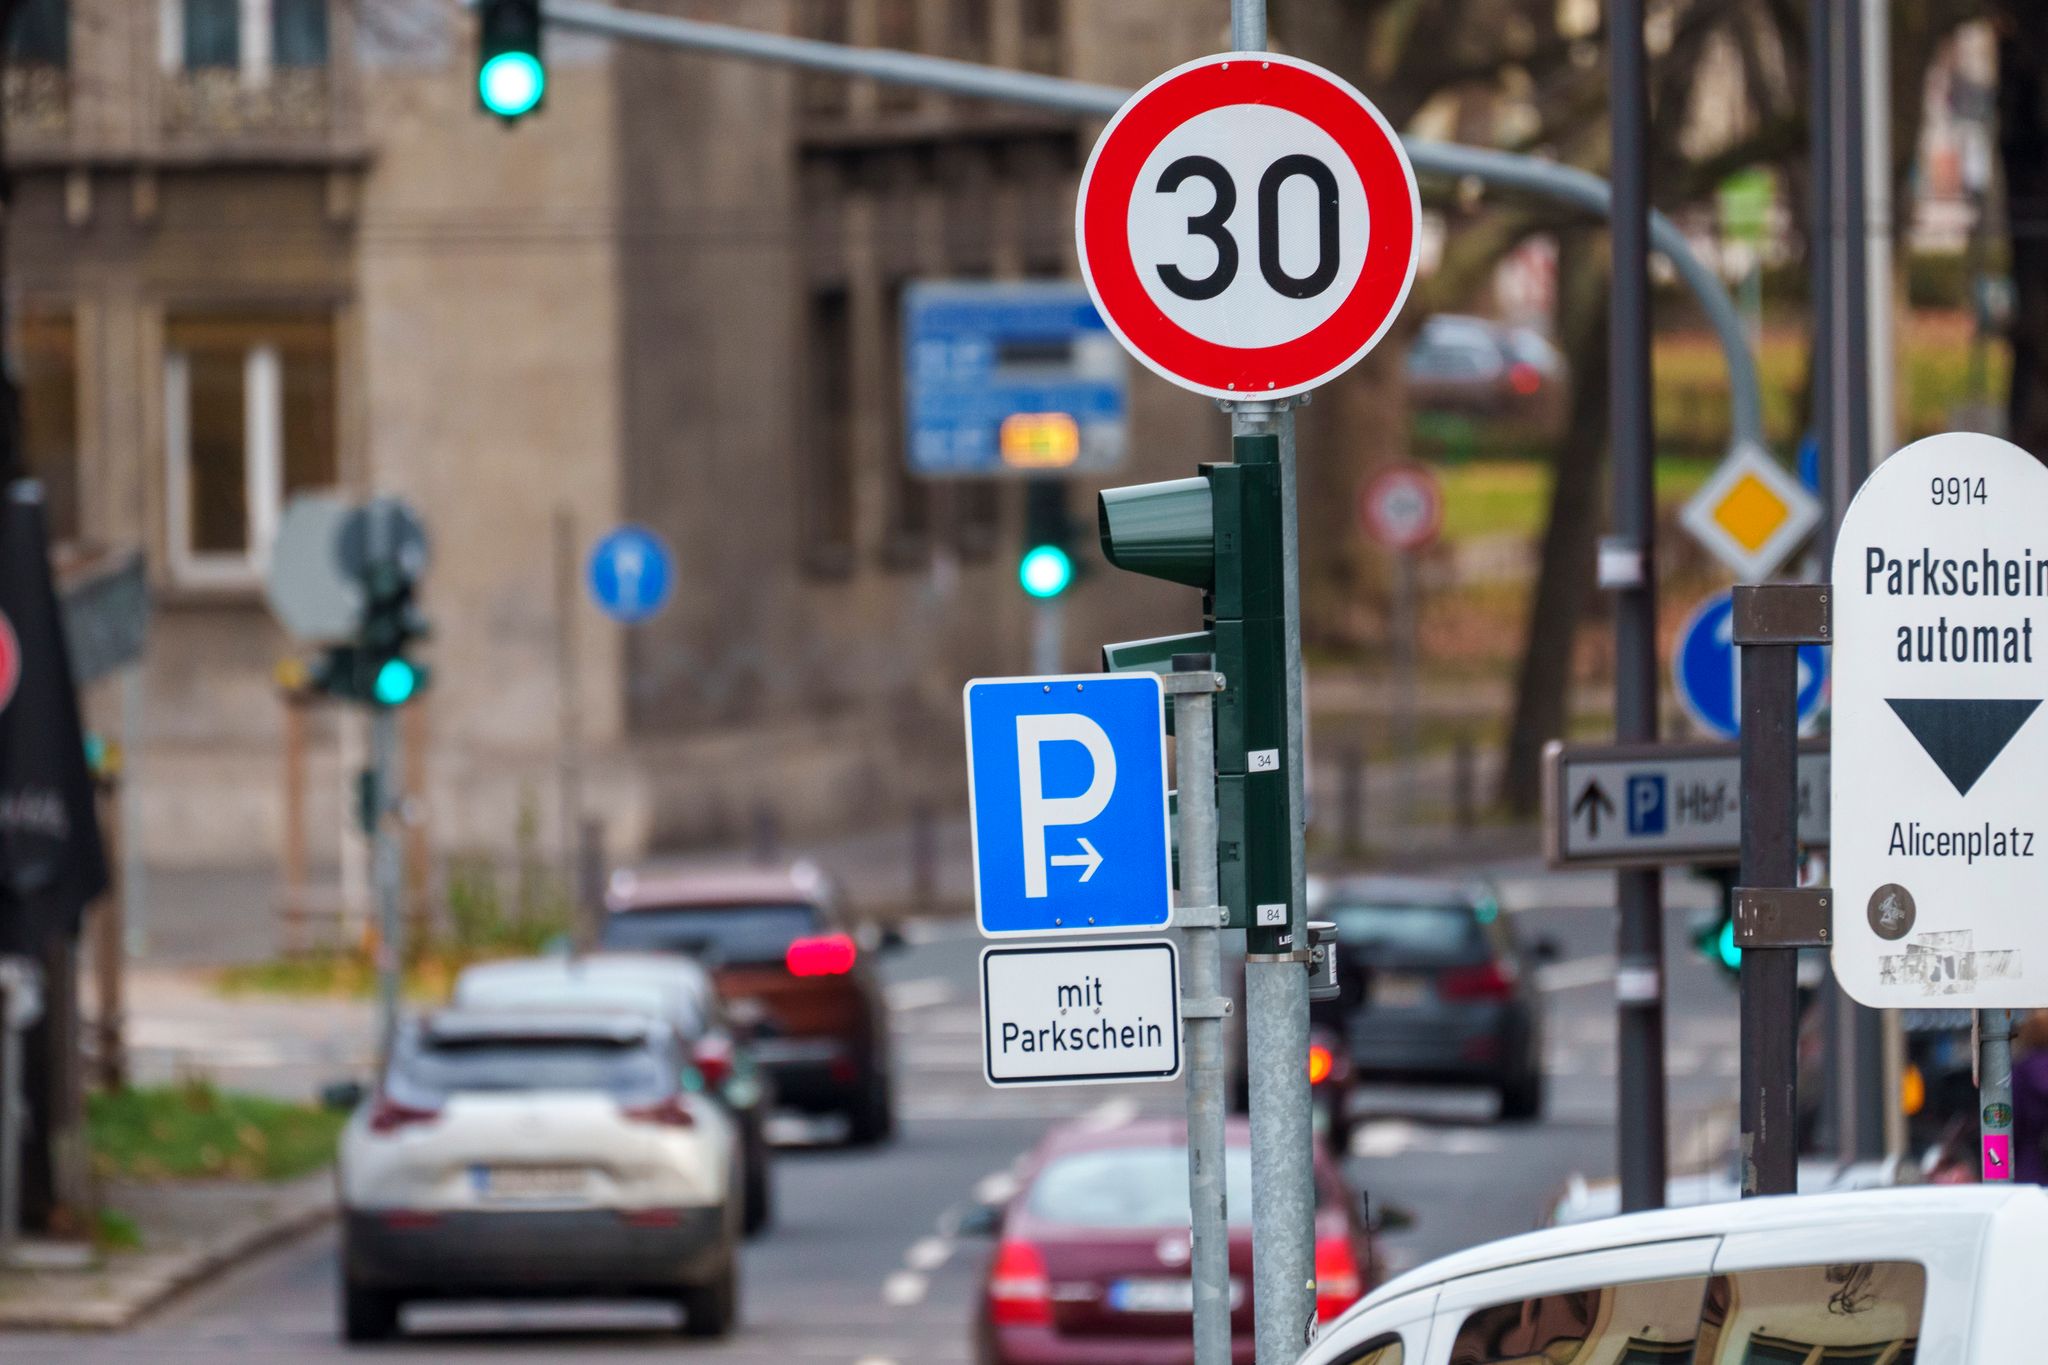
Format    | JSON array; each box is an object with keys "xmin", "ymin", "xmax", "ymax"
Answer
[{"xmin": 1077, "ymin": 53, "xmax": 1420, "ymax": 401}]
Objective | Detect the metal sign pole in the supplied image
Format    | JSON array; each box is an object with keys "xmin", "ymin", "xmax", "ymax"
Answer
[
  {"xmin": 1732, "ymin": 585, "xmax": 1833, "ymax": 1196},
  {"xmin": 1169, "ymin": 660, "xmax": 1230, "ymax": 1365},
  {"xmin": 0, "ymin": 976, "xmax": 18, "ymax": 1260},
  {"xmin": 1394, "ymin": 551, "xmax": 1420, "ymax": 828},
  {"xmin": 371, "ymin": 705, "xmax": 403, "ymax": 1062},
  {"xmin": 1979, "ymin": 1009, "xmax": 2016, "ymax": 1181},
  {"xmin": 1030, "ymin": 599, "xmax": 1064, "ymax": 677}
]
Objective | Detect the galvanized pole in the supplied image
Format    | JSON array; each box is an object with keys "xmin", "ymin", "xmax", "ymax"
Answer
[
  {"xmin": 371, "ymin": 705, "xmax": 404, "ymax": 1062},
  {"xmin": 1979, "ymin": 1009, "xmax": 2016, "ymax": 1182},
  {"xmin": 1393, "ymin": 551, "xmax": 1420, "ymax": 829},
  {"xmin": 1607, "ymin": 0, "xmax": 1668, "ymax": 1213},
  {"xmin": 1030, "ymin": 599, "xmax": 1065, "ymax": 676},
  {"xmin": 1170, "ymin": 658, "xmax": 1230, "ymax": 1365}
]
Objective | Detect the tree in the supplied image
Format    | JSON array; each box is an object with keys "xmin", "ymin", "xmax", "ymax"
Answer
[{"xmin": 1994, "ymin": 0, "xmax": 2048, "ymax": 454}]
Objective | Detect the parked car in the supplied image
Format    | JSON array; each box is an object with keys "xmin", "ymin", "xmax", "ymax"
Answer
[
  {"xmin": 1309, "ymin": 876, "xmax": 1551, "ymax": 1121},
  {"xmin": 1301, "ymin": 1185, "xmax": 2047, "ymax": 1364},
  {"xmin": 969, "ymin": 1116, "xmax": 1376, "ymax": 1364},
  {"xmin": 1404, "ymin": 313, "xmax": 1566, "ymax": 426},
  {"xmin": 600, "ymin": 860, "xmax": 897, "ymax": 1144},
  {"xmin": 336, "ymin": 1009, "xmax": 741, "ymax": 1342},
  {"xmin": 451, "ymin": 952, "xmax": 776, "ymax": 1234}
]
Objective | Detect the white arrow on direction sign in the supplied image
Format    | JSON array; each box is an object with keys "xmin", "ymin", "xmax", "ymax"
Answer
[{"xmin": 1049, "ymin": 838, "xmax": 1104, "ymax": 883}]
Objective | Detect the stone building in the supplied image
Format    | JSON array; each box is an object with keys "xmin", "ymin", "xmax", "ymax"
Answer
[{"xmin": 14, "ymin": 0, "xmax": 1241, "ymax": 881}]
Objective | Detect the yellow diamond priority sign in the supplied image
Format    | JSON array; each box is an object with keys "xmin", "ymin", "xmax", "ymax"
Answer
[{"xmin": 1678, "ymin": 442, "xmax": 1821, "ymax": 581}]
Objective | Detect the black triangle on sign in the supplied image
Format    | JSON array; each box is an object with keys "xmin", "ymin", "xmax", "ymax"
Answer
[{"xmin": 1885, "ymin": 698, "xmax": 2043, "ymax": 796}]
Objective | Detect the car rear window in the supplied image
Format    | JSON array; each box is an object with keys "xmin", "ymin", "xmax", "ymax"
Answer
[
  {"xmin": 390, "ymin": 1037, "xmax": 671, "ymax": 1104},
  {"xmin": 1327, "ymin": 902, "xmax": 1485, "ymax": 958},
  {"xmin": 600, "ymin": 903, "xmax": 823, "ymax": 966},
  {"xmin": 1026, "ymin": 1146, "xmax": 1256, "ymax": 1229}
]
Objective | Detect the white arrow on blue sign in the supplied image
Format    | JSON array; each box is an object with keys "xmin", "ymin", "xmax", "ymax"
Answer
[
  {"xmin": 1674, "ymin": 590, "xmax": 1828, "ymax": 739},
  {"xmin": 964, "ymin": 673, "xmax": 1172, "ymax": 938},
  {"xmin": 587, "ymin": 525, "xmax": 673, "ymax": 624}
]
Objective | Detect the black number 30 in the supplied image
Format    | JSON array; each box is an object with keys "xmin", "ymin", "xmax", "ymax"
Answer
[{"xmin": 1154, "ymin": 153, "xmax": 1340, "ymax": 302}]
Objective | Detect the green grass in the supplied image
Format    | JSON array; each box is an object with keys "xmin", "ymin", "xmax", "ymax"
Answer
[
  {"xmin": 89, "ymin": 1080, "xmax": 346, "ymax": 1183},
  {"xmin": 95, "ymin": 1209, "xmax": 142, "ymax": 1251},
  {"xmin": 1437, "ymin": 454, "xmax": 1718, "ymax": 542}
]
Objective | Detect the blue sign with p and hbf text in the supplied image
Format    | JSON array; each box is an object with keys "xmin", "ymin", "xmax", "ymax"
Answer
[
  {"xmin": 587, "ymin": 525, "xmax": 673, "ymax": 624},
  {"xmin": 1675, "ymin": 590, "xmax": 1828, "ymax": 740},
  {"xmin": 964, "ymin": 674, "xmax": 1172, "ymax": 937}
]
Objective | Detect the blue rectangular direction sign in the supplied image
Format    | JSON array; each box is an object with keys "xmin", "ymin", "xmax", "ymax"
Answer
[
  {"xmin": 964, "ymin": 674, "xmax": 1172, "ymax": 937},
  {"xmin": 905, "ymin": 281, "xmax": 1128, "ymax": 478}
]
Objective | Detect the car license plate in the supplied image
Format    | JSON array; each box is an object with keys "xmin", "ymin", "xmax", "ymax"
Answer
[
  {"xmin": 472, "ymin": 1165, "xmax": 591, "ymax": 1202},
  {"xmin": 1373, "ymin": 973, "xmax": 1428, "ymax": 1009},
  {"xmin": 1108, "ymin": 1277, "xmax": 1244, "ymax": 1313}
]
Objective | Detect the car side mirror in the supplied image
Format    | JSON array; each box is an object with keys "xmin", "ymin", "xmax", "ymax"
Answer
[
  {"xmin": 953, "ymin": 1200, "xmax": 1004, "ymax": 1238},
  {"xmin": 321, "ymin": 1079, "xmax": 367, "ymax": 1112}
]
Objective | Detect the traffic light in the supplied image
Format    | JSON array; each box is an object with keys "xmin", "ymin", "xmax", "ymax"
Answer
[
  {"xmin": 314, "ymin": 501, "xmax": 431, "ymax": 708},
  {"xmin": 477, "ymin": 0, "xmax": 545, "ymax": 120},
  {"xmin": 1098, "ymin": 434, "xmax": 1291, "ymax": 945},
  {"xmin": 1019, "ymin": 479, "xmax": 1078, "ymax": 600},
  {"xmin": 1692, "ymin": 868, "xmax": 1742, "ymax": 981}
]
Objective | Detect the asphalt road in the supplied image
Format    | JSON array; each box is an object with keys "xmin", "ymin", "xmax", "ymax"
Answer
[{"xmin": 10, "ymin": 863, "xmax": 1739, "ymax": 1363}]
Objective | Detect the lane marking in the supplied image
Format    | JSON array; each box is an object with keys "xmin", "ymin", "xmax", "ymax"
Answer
[
  {"xmin": 885, "ymin": 977, "xmax": 955, "ymax": 1012},
  {"xmin": 881, "ymin": 1270, "xmax": 928, "ymax": 1306},
  {"xmin": 1079, "ymin": 1096, "xmax": 1139, "ymax": 1131},
  {"xmin": 906, "ymin": 1235, "xmax": 952, "ymax": 1273}
]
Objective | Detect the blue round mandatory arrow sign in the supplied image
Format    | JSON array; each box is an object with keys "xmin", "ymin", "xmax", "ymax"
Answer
[
  {"xmin": 587, "ymin": 525, "xmax": 673, "ymax": 624},
  {"xmin": 1674, "ymin": 590, "xmax": 1828, "ymax": 739}
]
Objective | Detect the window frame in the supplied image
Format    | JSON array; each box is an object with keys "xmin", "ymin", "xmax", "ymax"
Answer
[
  {"xmin": 162, "ymin": 0, "xmax": 325, "ymax": 87},
  {"xmin": 162, "ymin": 335, "xmax": 285, "ymax": 589}
]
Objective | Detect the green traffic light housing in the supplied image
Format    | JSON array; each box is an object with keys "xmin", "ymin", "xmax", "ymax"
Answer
[
  {"xmin": 477, "ymin": 0, "xmax": 545, "ymax": 120},
  {"xmin": 1019, "ymin": 544, "xmax": 1074, "ymax": 599},
  {"xmin": 1097, "ymin": 478, "xmax": 1214, "ymax": 587}
]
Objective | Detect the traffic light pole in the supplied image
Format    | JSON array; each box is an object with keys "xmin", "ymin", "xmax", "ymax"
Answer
[
  {"xmin": 1030, "ymin": 599, "xmax": 1064, "ymax": 676},
  {"xmin": 370, "ymin": 706, "xmax": 404, "ymax": 1061}
]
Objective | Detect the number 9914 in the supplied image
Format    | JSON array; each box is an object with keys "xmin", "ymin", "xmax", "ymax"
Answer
[{"xmin": 1931, "ymin": 476, "xmax": 1987, "ymax": 505}]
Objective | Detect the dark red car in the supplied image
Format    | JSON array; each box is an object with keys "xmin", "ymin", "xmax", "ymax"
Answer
[{"xmin": 971, "ymin": 1117, "xmax": 1376, "ymax": 1365}]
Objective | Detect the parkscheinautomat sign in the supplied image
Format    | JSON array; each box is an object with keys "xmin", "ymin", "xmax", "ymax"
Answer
[{"xmin": 1832, "ymin": 432, "xmax": 2048, "ymax": 1009}]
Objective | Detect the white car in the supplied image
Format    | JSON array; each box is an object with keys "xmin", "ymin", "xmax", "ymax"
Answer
[
  {"xmin": 452, "ymin": 953, "xmax": 775, "ymax": 1232},
  {"xmin": 337, "ymin": 1009, "xmax": 740, "ymax": 1343},
  {"xmin": 1302, "ymin": 1185, "xmax": 2048, "ymax": 1364}
]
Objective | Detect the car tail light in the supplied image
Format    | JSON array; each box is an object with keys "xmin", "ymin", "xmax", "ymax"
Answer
[
  {"xmin": 367, "ymin": 1095, "xmax": 440, "ymax": 1134},
  {"xmin": 621, "ymin": 1095, "xmax": 696, "ymax": 1128},
  {"xmin": 987, "ymin": 1238, "xmax": 1053, "ymax": 1327},
  {"xmin": 1507, "ymin": 360, "xmax": 1544, "ymax": 396},
  {"xmin": 1314, "ymin": 1235, "xmax": 1363, "ymax": 1321},
  {"xmin": 786, "ymin": 933, "xmax": 858, "ymax": 977},
  {"xmin": 1439, "ymin": 960, "xmax": 1516, "ymax": 1002},
  {"xmin": 1307, "ymin": 1042, "xmax": 1335, "ymax": 1086},
  {"xmin": 378, "ymin": 1209, "xmax": 442, "ymax": 1231},
  {"xmin": 619, "ymin": 1207, "xmax": 683, "ymax": 1228},
  {"xmin": 693, "ymin": 1035, "xmax": 735, "ymax": 1088}
]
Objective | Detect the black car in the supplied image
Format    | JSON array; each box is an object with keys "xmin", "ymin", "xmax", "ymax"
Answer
[{"xmin": 1309, "ymin": 875, "xmax": 1552, "ymax": 1120}]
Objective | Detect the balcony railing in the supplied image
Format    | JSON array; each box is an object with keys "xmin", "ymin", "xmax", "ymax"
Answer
[
  {"xmin": 4, "ymin": 64, "xmax": 69, "ymax": 140},
  {"xmin": 162, "ymin": 67, "xmax": 333, "ymax": 139}
]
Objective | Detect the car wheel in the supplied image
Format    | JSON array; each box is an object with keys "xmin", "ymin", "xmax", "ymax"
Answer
[
  {"xmin": 341, "ymin": 1279, "xmax": 402, "ymax": 1343},
  {"xmin": 845, "ymin": 1073, "xmax": 895, "ymax": 1147},
  {"xmin": 1497, "ymin": 1068, "xmax": 1544, "ymax": 1122},
  {"xmin": 679, "ymin": 1253, "xmax": 740, "ymax": 1338},
  {"xmin": 743, "ymin": 1142, "xmax": 774, "ymax": 1236}
]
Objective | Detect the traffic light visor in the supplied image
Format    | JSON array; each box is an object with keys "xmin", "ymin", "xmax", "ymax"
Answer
[
  {"xmin": 1018, "ymin": 544, "xmax": 1074, "ymax": 599},
  {"xmin": 1097, "ymin": 478, "xmax": 1213, "ymax": 587},
  {"xmin": 480, "ymin": 52, "xmax": 544, "ymax": 117}
]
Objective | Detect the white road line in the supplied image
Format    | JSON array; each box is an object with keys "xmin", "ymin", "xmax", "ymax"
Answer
[
  {"xmin": 906, "ymin": 1235, "xmax": 953, "ymax": 1272},
  {"xmin": 1536, "ymin": 954, "xmax": 1618, "ymax": 993},
  {"xmin": 885, "ymin": 977, "xmax": 956, "ymax": 1012},
  {"xmin": 881, "ymin": 1270, "xmax": 928, "ymax": 1306},
  {"xmin": 1080, "ymin": 1095, "xmax": 1140, "ymax": 1131}
]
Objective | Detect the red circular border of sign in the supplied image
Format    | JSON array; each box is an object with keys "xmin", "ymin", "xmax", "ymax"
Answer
[
  {"xmin": 1358, "ymin": 463, "xmax": 1445, "ymax": 552},
  {"xmin": 1077, "ymin": 54, "xmax": 1420, "ymax": 400}
]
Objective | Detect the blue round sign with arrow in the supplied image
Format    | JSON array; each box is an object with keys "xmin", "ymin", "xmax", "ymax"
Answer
[
  {"xmin": 587, "ymin": 525, "xmax": 673, "ymax": 625},
  {"xmin": 1674, "ymin": 590, "xmax": 1828, "ymax": 740}
]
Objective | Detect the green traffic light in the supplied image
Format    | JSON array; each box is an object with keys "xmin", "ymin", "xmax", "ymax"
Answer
[
  {"xmin": 373, "ymin": 658, "xmax": 419, "ymax": 707},
  {"xmin": 1018, "ymin": 544, "xmax": 1074, "ymax": 599},
  {"xmin": 479, "ymin": 51, "xmax": 544, "ymax": 118},
  {"xmin": 1716, "ymin": 918, "xmax": 1743, "ymax": 971}
]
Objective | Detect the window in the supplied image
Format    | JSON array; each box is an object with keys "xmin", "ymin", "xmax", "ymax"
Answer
[
  {"xmin": 15, "ymin": 309, "xmax": 78, "ymax": 544},
  {"xmin": 1450, "ymin": 1276, "xmax": 1710, "ymax": 1365},
  {"xmin": 949, "ymin": 0, "xmax": 988, "ymax": 61},
  {"xmin": 1343, "ymin": 1339, "xmax": 1404, "ymax": 1365},
  {"xmin": 165, "ymin": 0, "xmax": 325, "ymax": 82},
  {"xmin": 164, "ymin": 314, "xmax": 337, "ymax": 586},
  {"xmin": 1696, "ymin": 1263, "xmax": 1925, "ymax": 1365},
  {"xmin": 802, "ymin": 287, "xmax": 855, "ymax": 576},
  {"xmin": 881, "ymin": 280, "xmax": 929, "ymax": 564},
  {"xmin": 8, "ymin": 0, "xmax": 68, "ymax": 67}
]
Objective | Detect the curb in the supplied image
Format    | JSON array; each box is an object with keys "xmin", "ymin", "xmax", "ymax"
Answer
[{"xmin": 0, "ymin": 1174, "xmax": 335, "ymax": 1332}]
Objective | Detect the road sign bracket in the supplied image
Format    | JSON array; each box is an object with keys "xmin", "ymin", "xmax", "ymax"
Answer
[
  {"xmin": 1732, "ymin": 886, "xmax": 1832, "ymax": 949},
  {"xmin": 1181, "ymin": 996, "xmax": 1233, "ymax": 1019},
  {"xmin": 1731, "ymin": 583, "xmax": 1830, "ymax": 646},
  {"xmin": 1172, "ymin": 904, "xmax": 1230, "ymax": 929},
  {"xmin": 1159, "ymin": 671, "xmax": 1226, "ymax": 696}
]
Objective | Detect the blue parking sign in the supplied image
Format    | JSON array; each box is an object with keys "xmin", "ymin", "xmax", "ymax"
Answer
[{"xmin": 964, "ymin": 674, "xmax": 1172, "ymax": 937}]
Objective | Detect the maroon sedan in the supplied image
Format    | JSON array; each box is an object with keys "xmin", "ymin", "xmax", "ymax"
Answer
[{"xmin": 973, "ymin": 1117, "xmax": 1376, "ymax": 1365}]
